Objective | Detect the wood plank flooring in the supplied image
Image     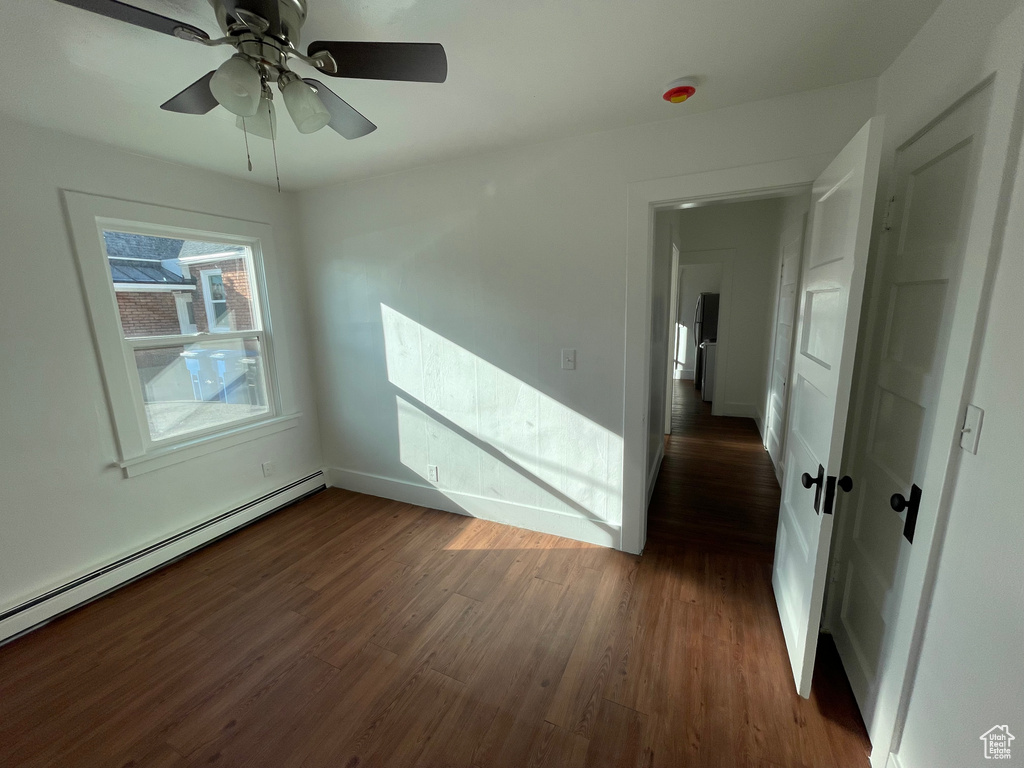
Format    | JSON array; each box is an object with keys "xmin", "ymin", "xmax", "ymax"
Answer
[
  {"xmin": 649, "ymin": 380, "xmax": 785, "ymax": 555},
  {"xmin": 0, "ymin": 382, "xmax": 870, "ymax": 768}
]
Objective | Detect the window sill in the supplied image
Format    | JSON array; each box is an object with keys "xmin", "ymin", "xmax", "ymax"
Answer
[{"xmin": 117, "ymin": 413, "xmax": 301, "ymax": 478}]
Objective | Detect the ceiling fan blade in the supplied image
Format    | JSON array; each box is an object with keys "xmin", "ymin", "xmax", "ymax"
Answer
[
  {"xmin": 53, "ymin": 0, "xmax": 209, "ymax": 40},
  {"xmin": 304, "ymin": 79, "xmax": 377, "ymax": 139},
  {"xmin": 306, "ymin": 41, "xmax": 447, "ymax": 83},
  {"xmin": 160, "ymin": 72, "xmax": 219, "ymax": 114}
]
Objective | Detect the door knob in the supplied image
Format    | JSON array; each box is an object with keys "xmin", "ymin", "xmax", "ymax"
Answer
[
  {"xmin": 838, "ymin": 475, "xmax": 853, "ymax": 493},
  {"xmin": 800, "ymin": 464, "xmax": 825, "ymax": 513},
  {"xmin": 889, "ymin": 493, "xmax": 910, "ymax": 512},
  {"xmin": 890, "ymin": 484, "xmax": 923, "ymax": 544}
]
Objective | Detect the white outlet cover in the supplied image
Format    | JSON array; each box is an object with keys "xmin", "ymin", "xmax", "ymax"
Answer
[
  {"xmin": 427, "ymin": 464, "xmax": 439, "ymax": 483},
  {"xmin": 561, "ymin": 348, "xmax": 576, "ymax": 370},
  {"xmin": 261, "ymin": 461, "xmax": 275, "ymax": 477}
]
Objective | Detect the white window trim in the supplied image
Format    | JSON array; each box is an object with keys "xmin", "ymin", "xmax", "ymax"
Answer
[
  {"xmin": 113, "ymin": 283, "xmax": 197, "ymax": 292},
  {"xmin": 64, "ymin": 191, "xmax": 290, "ymax": 476}
]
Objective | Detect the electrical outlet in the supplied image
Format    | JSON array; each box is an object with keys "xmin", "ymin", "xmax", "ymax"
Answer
[
  {"xmin": 561, "ymin": 348, "xmax": 576, "ymax": 370},
  {"xmin": 427, "ymin": 464, "xmax": 439, "ymax": 483},
  {"xmin": 261, "ymin": 461, "xmax": 275, "ymax": 478}
]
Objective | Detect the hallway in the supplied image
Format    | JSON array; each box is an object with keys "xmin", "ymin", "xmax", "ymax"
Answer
[
  {"xmin": 640, "ymin": 378, "xmax": 871, "ymax": 766},
  {"xmin": 648, "ymin": 380, "xmax": 783, "ymax": 556}
]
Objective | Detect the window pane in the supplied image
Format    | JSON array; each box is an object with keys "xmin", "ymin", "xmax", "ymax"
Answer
[
  {"xmin": 102, "ymin": 230, "xmax": 258, "ymax": 337},
  {"xmin": 134, "ymin": 337, "xmax": 270, "ymax": 442},
  {"xmin": 213, "ymin": 300, "xmax": 230, "ymax": 327}
]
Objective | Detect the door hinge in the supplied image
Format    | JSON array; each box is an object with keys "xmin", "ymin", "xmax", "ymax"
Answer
[{"xmin": 882, "ymin": 195, "xmax": 897, "ymax": 231}]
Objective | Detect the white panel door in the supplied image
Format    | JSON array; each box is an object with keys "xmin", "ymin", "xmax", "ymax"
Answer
[
  {"xmin": 765, "ymin": 217, "xmax": 805, "ymax": 473},
  {"xmin": 826, "ymin": 85, "xmax": 992, "ymax": 727},
  {"xmin": 771, "ymin": 118, "xmax": 883, "ymax": 698}
]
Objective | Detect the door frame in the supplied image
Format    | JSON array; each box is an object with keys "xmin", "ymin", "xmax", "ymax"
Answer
[
  {"xmin": 663, "ymin": 243, "xmax": 680, "ymax": 435},
  {"xmin": 763, "ymin": 260, "xmax": 785, "ymax": 458},
  {"xmin": 622, "ymin": 153, "xmax": 833, "ymax": 555}
]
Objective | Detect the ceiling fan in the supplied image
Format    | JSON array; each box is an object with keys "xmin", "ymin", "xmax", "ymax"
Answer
[{"xmin": 54, "ymin": 0, "xmax": 448, "ymax": 143}]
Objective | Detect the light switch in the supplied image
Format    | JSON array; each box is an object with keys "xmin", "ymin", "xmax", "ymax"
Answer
[
  {"xmin": 561, "ymin": 348, "xmax": 576, "ymax": 370},
  {"xmin": 960, "ymin": 404, "xmax": 983, "ymax": 455}
]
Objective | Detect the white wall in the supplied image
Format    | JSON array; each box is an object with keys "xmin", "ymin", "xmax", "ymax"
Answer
[
  {"xmin": 675, "ymin": 263, "xmax": 723, "ymax": 379},
  {"xmin": 872, "ymin": 2, "xmax": 1024, "ymax": 765},
  {"xmin": 0, "ymin": 117, "xmax": 322, "ymax": 622},
  {"xmin": 299, "ymin": 79, "xmax": 876, "ymax": 548},
  {"xmin": 670, "ymin": 198, "xmax": 785, "ymax": 421}
]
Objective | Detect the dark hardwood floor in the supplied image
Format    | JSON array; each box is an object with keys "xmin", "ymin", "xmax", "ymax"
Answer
[
  {"xmin": 649, "ymin": 380, "xmax": 784, "ymax": 556},
  {"xmin": 0, "ymin": 382, "xmax": 870, "ymax": 768}
]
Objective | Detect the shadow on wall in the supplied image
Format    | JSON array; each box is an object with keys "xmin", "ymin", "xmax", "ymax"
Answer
[{"xmin": 381, "ymin": 304, "xmax": 623, "ymax": 546}]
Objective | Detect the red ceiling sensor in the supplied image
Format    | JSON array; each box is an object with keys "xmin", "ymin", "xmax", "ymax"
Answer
[{"xmin": 663, "ymin": 77, "xmax": 698, "ymax": 104}]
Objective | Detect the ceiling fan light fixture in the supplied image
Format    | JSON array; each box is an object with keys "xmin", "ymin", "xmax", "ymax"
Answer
[
  {"xmin": 281, "ymin": 77, "xmax": 331, "ymax": 134},
  {"xmin": 210, "ymin": 54, "xmax": 262, "ymax": 117},
  {"xmin": 236, "ymin": 94, "xmax": 277, "ymax": 140}
]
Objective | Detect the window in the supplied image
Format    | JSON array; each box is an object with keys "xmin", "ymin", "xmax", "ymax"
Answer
[
  {"xmin": 201, "ymin": 270, "xmax": 231, "ymax": 332},
  {"xmin": 65, "ymin": 193, "xmax": 297, "ymax": 476}
]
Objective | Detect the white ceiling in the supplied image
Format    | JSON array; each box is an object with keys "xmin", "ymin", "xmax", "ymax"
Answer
[{"xmin": 1, "ymin": 0, "xmax": 942, "ymax": 190}]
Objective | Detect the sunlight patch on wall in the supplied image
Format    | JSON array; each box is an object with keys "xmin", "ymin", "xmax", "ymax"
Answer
[
  {"xmin": 382, "ymin": 304, "xmax": 623, "ymax": 536},
  {"xmin": 396, "ymin": 396, "xmax": 617, "ymax": 546}
]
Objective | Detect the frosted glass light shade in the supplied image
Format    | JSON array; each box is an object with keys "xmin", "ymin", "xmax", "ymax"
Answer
[
  {"xmin": 211, "ymin": 55, "xmax": 261, "ymax": 117},
  {"xmin": 236, "ymin": 96, "xmax": 276, "ymax": 139},
  {"xmin": 281, "ymin": 78, "xmax": 330, "ymax": 134}
]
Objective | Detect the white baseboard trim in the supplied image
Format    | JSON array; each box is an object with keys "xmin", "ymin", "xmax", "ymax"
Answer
[
  {"xmin": 326, "ymin": 466, "xmax": 621, "ymax": 549},
  {"xmin": 0, "ymin": 470, "xmax": 327, "ymax": 645},
  {"xmin": 646, "ymin": 442, "xmax": 665, "ymax": 505}
]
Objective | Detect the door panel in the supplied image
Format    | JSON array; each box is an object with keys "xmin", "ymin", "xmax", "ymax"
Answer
[
  {"xmin": 771, "ymin": 117, "xmax": 884, "ymax": 697},
  {"xmin": 802, "ymin": 287, "xmax": 844, "ymax": 369},
  {"xmin": 827, "ymin": 84, "xmax": 992, "ymax": 728}
]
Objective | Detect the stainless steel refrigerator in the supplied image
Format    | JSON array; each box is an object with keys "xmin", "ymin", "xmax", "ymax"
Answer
[{"xmin": 693, "ymin": 292, "xmax": 720, "ymax": 390}]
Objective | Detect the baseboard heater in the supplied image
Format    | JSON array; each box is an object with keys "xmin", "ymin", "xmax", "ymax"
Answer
[{"xmin": 0, "ymin": 471, "xmax": 326, "ymax": 644}]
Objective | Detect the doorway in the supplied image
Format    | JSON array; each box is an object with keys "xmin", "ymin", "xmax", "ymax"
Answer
[
  {"xmin": 674, "ymin": 263, "xmax": 723, "ymax": 392},
  {"xmin": 650, "ymin": 193, "xmax": 811, "ymax": 552}
]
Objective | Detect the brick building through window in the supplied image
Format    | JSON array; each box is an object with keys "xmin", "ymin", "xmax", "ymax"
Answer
[{"xmin": 105, "ymin": 232, "xmax": 252, "ymax": 338}]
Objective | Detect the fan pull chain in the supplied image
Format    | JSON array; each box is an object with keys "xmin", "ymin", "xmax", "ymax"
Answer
[
  {"xmin": 270, "ymin": 106, "xmax": 281, "ymax": 193},
  {"xmin": 241, "ymin": 118, "xmax": 253, "ymax": 172}
]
